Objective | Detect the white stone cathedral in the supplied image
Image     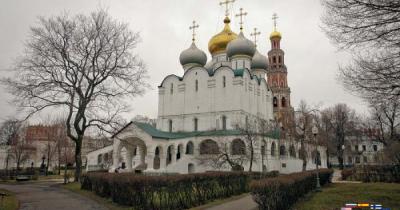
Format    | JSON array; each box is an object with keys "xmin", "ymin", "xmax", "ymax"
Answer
[{"xmin": 86, "ymin": 5, "xmax": 328, "ymax": 174}]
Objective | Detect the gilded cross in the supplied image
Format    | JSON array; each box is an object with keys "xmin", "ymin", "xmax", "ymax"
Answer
[
  {"xmin": 250, "ymin": 28, "xmax": 261, "ymax": 47},
  {"xmin": 272, "ymin": 13, "xmax": 279, "ymax": 30},
  {"xmin": 235, "ymin": 8, "xmax": 248, "ymax": 31},
  {"xmin": 189, "ymin": 20, "xmax": 199, "ymax": 42},
  {"xmin": 220, "ymin": 0, "xmax": 235, "ymax": 17}
]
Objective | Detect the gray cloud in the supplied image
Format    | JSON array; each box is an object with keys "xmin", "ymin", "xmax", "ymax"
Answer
[{"xmin": 0, "ymin": 0, "xmax": 367, "ymax": 122}]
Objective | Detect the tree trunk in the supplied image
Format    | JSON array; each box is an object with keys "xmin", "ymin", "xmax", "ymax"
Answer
[
  {"xmin": 301, "ymin": 141, "xmax": 307, "ymax": 171},
  {"xmin": 248, "ymin": 142, "xmax": 254, "ymax": 172},
  {"xmin": 74, "ymin": 137, "xmax": 83, "ymax": 182}
]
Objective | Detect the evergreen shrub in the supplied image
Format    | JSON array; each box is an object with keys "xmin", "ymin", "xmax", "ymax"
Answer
[{"xmin": 250, "ymin": 169, "xmax": 333, "ymax": 210}]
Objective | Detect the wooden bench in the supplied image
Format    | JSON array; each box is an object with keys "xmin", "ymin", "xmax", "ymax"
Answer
[{"xmin": 16, "ymin": 175, "xmax": 32, "ymax": 181}]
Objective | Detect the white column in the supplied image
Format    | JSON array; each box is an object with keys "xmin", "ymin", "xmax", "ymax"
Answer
[
  {"xmin": 125, "ymin": 149, "xmax": 133, "ymax": 172},
  {"xmin": 111, "ymin": 139, "xmax": 121, "ymax": 172}
]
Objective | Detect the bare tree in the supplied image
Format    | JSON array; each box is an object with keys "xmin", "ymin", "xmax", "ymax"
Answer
[
  {"xmin": 2, "ymin": 10, "xmax": 148, "ymax": 181},
  {"xmin": 8, "ymin": 123, "xmax": 32, "ymax": 171},
  {"xmin": 293, "ymin": 100, "xmax": 319, "ymax": 171},
  {"xmin": 0, "ymin": 119, "xmax": 21, "ymax": 171},
  {"xmin": 196, "ymin": 138, "xmax": 248, "ymax": 171},
  {"xmin": 321, "ymin": 0, "xmax": 400, "ymax": 98},
  {"xmin": 370, "ymin": 97, "xmax": 400, "ymax": 143},
  {"xmin": 196, "ymin": 119, "xmax": 274, "ymax": 172},
  {"xmin": 321, "ymin": 104, "xmax": 359, "ymax": 169}
]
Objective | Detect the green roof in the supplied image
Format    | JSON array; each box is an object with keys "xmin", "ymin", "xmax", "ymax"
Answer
[{"xmin": 131, "ymin": 122, "xmax": 280, "ymax": 140}]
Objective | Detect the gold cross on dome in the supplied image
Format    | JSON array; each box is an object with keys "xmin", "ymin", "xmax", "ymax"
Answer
[
  {"xmin": 220, "ymin": 0, "xmax": 236, "ymax": 17},
  {"xmin": 189, "ymin": 20, "xmax": 199, "ymax": 42},
  {"xmin": 235, "ymin": 8, "xmax": 248, "ymax": 31},
  {"xmin": 250, "ymin": 28, "xmax": 261, "ymax": 47},
  {"xmin": 272, "ymin": 13, "xmax": 279, "ymax": 30}
]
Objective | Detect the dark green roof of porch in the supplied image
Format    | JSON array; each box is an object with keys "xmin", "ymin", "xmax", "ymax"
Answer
[{"xmin": 132, "ymin": 122, "xmax": 280, "ymax": 140}]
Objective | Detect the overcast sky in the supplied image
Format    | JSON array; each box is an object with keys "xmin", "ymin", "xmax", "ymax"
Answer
[{"xmin": 0, "ymin": 0, "xmax": 368, "ymax": 123}]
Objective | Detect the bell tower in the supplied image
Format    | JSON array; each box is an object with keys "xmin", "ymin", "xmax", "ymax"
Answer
[{"xmin": 267, "ymin": 13, "xmax": 294, "ymax": 132}]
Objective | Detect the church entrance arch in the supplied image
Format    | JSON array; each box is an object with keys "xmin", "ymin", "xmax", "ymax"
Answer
[{"xmin": 115, "ymin": 137, "xmax": 147, "ymax": 172}]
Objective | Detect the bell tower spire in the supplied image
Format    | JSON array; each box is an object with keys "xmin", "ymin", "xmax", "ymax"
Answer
[{"xmin": 266, "ymin": 13, "xmax": 294, "ymax": 133}]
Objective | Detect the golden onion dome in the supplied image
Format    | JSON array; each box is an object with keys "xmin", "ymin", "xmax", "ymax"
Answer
[
  {"xmin": 208, "ymin": 17, "xmax": 238, "ymax": 55},
  {"xmin": 269, "ymin": 30, "xmax": 282, "ymax": 39}
]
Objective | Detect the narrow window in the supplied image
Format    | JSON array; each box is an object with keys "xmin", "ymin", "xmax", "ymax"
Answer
[
  {"xmin": 355, "ymin": 145, "xmax": 359, "ymax": 151},
  {"xmin": 278, "ymin": 56, "xmax": 281, "ymax": 63},
  {"xmin": 222, "ymin": 116, "xmax": 227, "ymax": 130},
  {"xmin": 168, "ymin": 120, "xmax": 172, "ymax": 132},
  {"xmin": 273, "ymin": 97, "xmax": 278, "ymax": 107},
  {"xmin": 223, "ymin": 76, "xmax": 226, "ymax": 88},
  {"xmin": 362, "ymin": 145, "xmax": 366, "ymax": 151},
  {"xmin": 373, "ymin": 145, "xmax": 377, "ymax": 151},
  {"xmin": 195, "ymin": 80, "xmax": 198, "ymax": 92},
  {"xmin": 194, "ymin": 118, "xmax": 198, "ymax": 131},
  {"xmin": 273, "ymin": 56, "xmax": 276, "ymax": 64},
  {"xmin": 170, "ymin": 83, "xmax": 173, "ymax": 94}
]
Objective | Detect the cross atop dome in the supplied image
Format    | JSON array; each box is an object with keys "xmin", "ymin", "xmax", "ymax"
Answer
[
  {"xmin": 220, "ymin": 0, "xmax": 235, "ymax": 17},
  {"xmin": 272, "ymin": 13, "xmax": 278, "ymax": 30},
  {"xmin": 235, "ymin": 8, "xmax": 248, "ymax": 31},
  {"xmin": 250, "ymin": 27, "xmax": 261, "ymax": 47},
  {"xmin": 189, "ymin": 20, "xmax": 199, "ymax": 42}
]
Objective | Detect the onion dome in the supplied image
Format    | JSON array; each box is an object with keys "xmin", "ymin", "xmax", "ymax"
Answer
[
  {"xmin": 251, "ymin": 49, "xmax": 268, "ymax": 70},
  {"xmin": 270, "ymin": 30, "xmax": 282, "ymax": 39},
  {"xmin": 179, "ymin": 42, "xmax": 207, "ymax": 66},
  {"xmin": 208, "ymin": 17, "xmax": 238, "ymax": 55},
  {"xmin": 226, "ymin": 32, "xmax": 256, "ymax": 58}
]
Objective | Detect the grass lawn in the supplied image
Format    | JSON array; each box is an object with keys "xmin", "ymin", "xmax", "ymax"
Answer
[
  {"xmin": 293, "ymin": 183, "xmax": 400, "ymax": 210},
  {"xmin": 0, "ymin": 189, "xmax": 18, "ymax": 210},
  {"xmin": 62, "ymin": 182, "xmax": 134, "ymax": 210}
]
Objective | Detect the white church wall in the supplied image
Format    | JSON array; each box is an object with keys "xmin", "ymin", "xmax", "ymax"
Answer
[{"xmin": 157, "ymin": 66, "xmax": 273, "ymax": 133}]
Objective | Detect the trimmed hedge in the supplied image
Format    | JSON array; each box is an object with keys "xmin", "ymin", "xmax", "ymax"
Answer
[
  {"xmin": 343, "ymin": 165, "xmax": 400, "ymax": 183},
  {"xmin": 81, "ymin": 171, "xmax": 278, "ymax": 210},
  {"xmin": 250, "ymin": 169, "xmax": 333, "ymax": 210}
]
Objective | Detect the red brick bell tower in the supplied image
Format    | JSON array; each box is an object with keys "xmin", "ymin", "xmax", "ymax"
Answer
[{"xmin": 267, "ymin": 13, "xmax": 294, "ymax": 132}]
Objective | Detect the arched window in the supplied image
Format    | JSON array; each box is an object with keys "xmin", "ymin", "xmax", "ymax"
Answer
[
  {"xmin": 222, "ymin": 116, "xmax": 227, "ymax": 130},
  {"xmin": 200, "ymin": 139, "xmax": 219, "ymax": 155},
  {"xmin": 273, "ymin": 56, "xmax": 276, "ymax": 64},
  {"xmin": 97, "ymin": 154, "xmax": 103, "ymax": 165},
  {"xmin": 186, "ymin": 141, "xmax": 194, "ymax": 155},
  {"xmin": 282, "ymin": 97, "xmax": 286, "ymax": 107},
  {"xmin": 168, "ymin": 120, "xmax": 172, "ymax": 132},
  {"xmin": 289, "ymin": 145, "xmax": 296, "ymax": 158},
  {"xmin": 104, "ymin": 153, "xmax": 109, "ymax": 163},
  {"xmin": 273, "ymin": 97, "xmax": 278, "ymax": 107},
  {"xmin": 194, "ymin": 118, "xmax": 198, "ymax": 131},
  {"xmin": 195, "ymin": 80, "xmax": 198, "ymax": 92},
  {"xmin": 167, "ymin": 145, "xmax": 174, "ymax": 165},
  {"xmin": 231, "ymin": 139, "xmax": 246, "ymax": 155},
  {"xmin": 223, "ymin": 76, "xmax": 226, "ymax": 88},
  {"xmin": 279, "ymin": 145, "xmax": 286, "ymax": 156},
  {"xmin": 278, "ymin": 56, "xmax": 281, "ymax": 63},
  {"xmin": 271, "ymin": 142, "xmax": 276, "ymax": 156},
  {"xmin": 170, "ymin": 83, "xmax": 173, "ymax": 94},
  {"xmin": 177, "ymin": 144, "xmax": 183, "ymax": 160},
  {"xmin": 154, "ymin": 146, "xmax": 161, "ymax": 169}
]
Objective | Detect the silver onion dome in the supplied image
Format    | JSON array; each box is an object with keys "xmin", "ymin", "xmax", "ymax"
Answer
[
  {"xmin": 179, "ymin": 42, "xmax": 207, "ymax": 66},
  {"xmin": 251, "ymin": 49, "xmax": 268, "ymax": 70},
  {"xmin": 226, "ymin": 32, "xmax": 256, "ymax": 58}
]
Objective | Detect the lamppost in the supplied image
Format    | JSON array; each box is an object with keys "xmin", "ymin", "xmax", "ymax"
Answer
[
  {"xmin": 342, "ymin": 144, "xmax": 346, "ymax": 168},
  {"xmin": 312, "ymin": 124, "xmax": 321, "ymax": 191}
]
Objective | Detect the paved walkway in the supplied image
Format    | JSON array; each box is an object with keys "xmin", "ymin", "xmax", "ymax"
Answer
[
  {"xmin": 331, "ymin": 169, "xmax": 361, "ymax": 184},
  {"xmin": 0, "ymin": 180, "xmax": 107, "ymax": 210},
  {"xmin": 203, "ymin": 194, "xmax": 258, "ymax": 210}
]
